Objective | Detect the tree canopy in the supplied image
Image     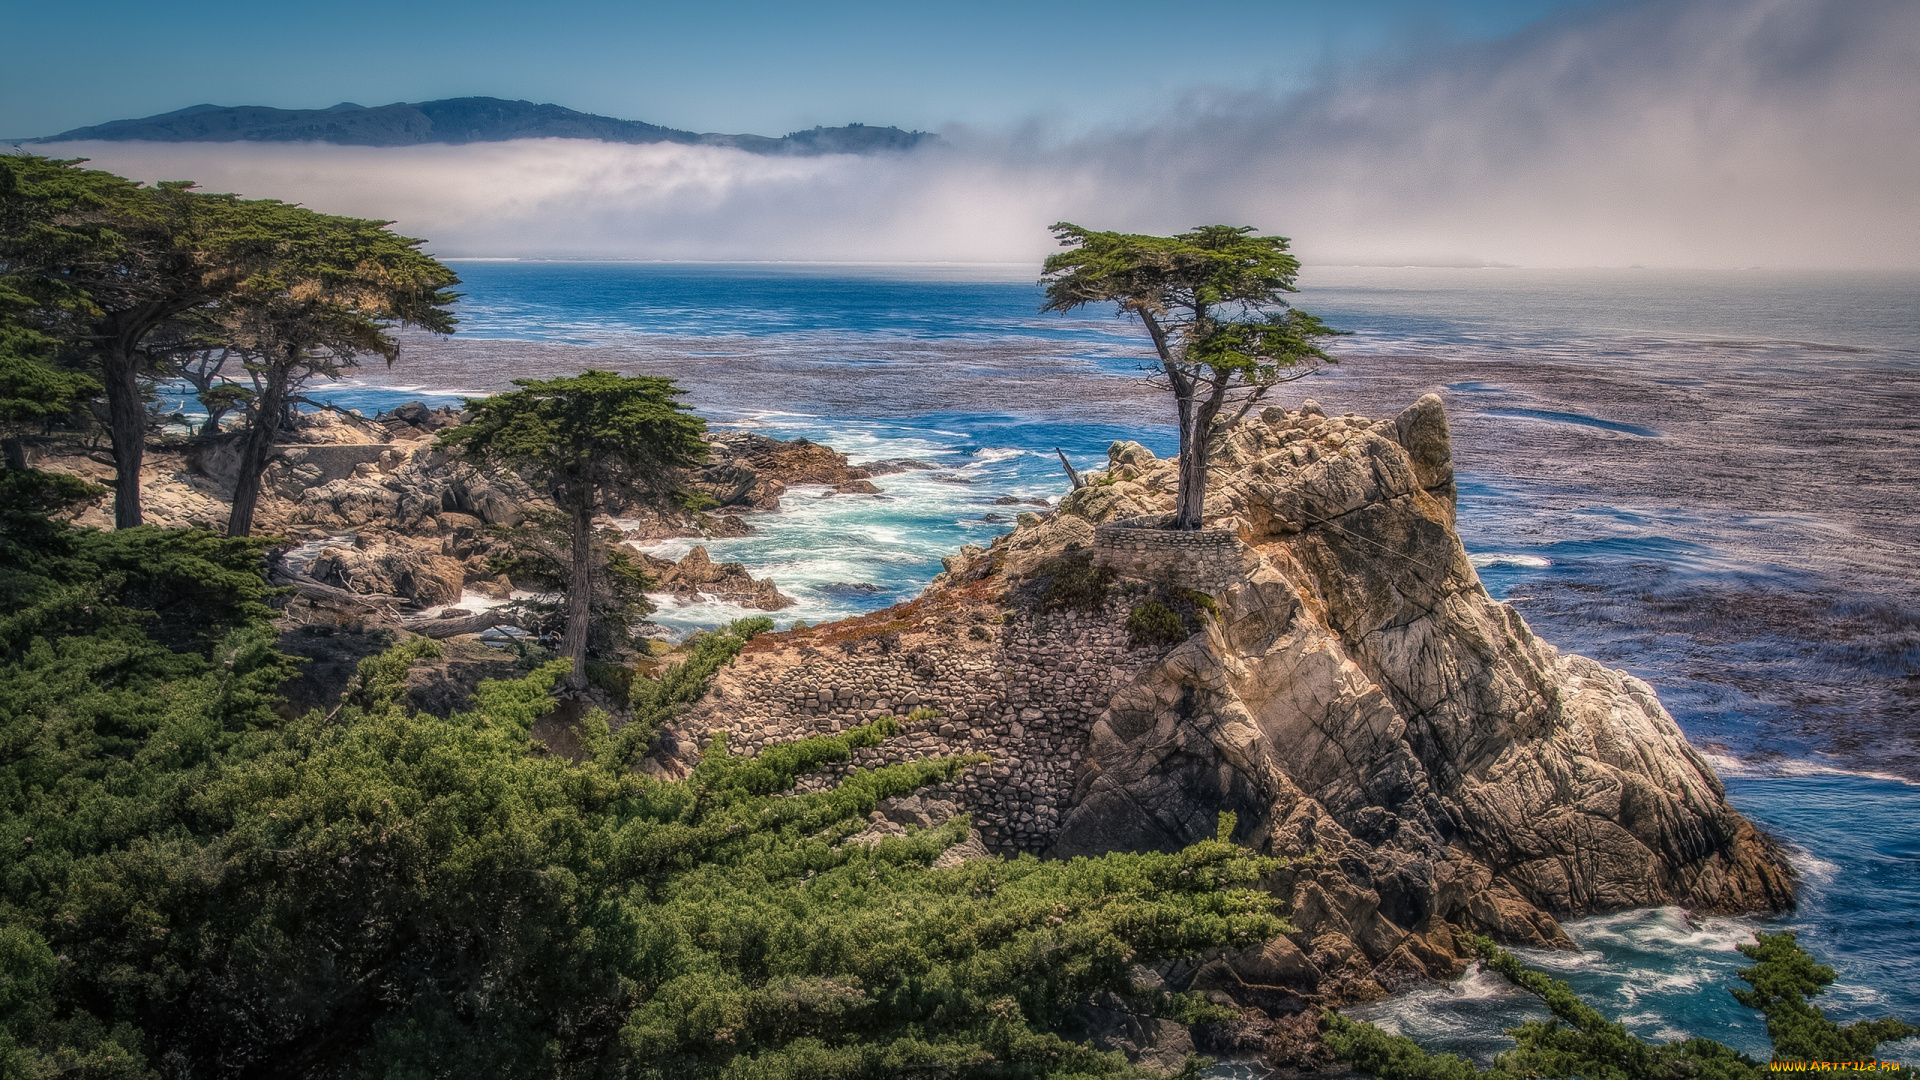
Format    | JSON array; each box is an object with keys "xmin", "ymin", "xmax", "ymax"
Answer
[
  {"xmin": 0, "ymin": 154, "xmax": 457, "ymax": 532},
  {"xmin": 0, "ymin": 156, "xmax": 256, "ymax": 526},
  {"xmin": 1041, "ymin": 224, "xmax": 1340, "ymax": 529},
  {"xmin": 0, "ymin": 475, "xmax": 1289, "ymax": 1077},
  {"xmin": 439, "ymin": 371, "xmax": 710, "ymax": 688},
  {"xmin": 210, "ymin": 198, "xmax": 459, "ymax": 536}
]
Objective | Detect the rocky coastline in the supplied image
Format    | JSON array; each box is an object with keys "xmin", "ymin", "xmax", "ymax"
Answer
[
  {"xmin": 644, "ymin": 394, "xmax": 1795, "ymax": 1068},
  {"xmin": 32, "ymin": 393, "xmax": 1796, "ymax": 1071},
  {"xmin": 33, "ymin": 406, "xmax": 882, "ymax": 621}
]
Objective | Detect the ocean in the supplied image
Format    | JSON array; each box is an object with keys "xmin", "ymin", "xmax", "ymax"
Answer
[{"xmin": 299, "ymin": 261, "xmax": 1920, "ymax": 1066}]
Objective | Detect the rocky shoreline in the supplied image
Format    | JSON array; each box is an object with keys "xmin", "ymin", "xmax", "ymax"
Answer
[
  {"xmin": 32, "ymin": 394, "xmax": 1797, "ymax": 1072},
  {"xmin": 33, "ymin": 406, "xmax": 895, "ymax": 622},
  {"xmin": 645, "ymin": 395, "xmax": 1795, "ymax": 1068}
]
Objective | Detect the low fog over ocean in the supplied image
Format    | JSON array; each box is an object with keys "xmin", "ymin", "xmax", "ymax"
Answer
[{"xmin": 35, "ymin": 0, "xmax": 1920, "ymax": 270}]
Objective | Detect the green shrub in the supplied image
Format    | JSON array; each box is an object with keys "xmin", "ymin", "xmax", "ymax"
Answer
[
  {"xmin": 586, "ymin": 658, "xmax": 635, "ymax": 705},
  {"xmin": 1325, "ymin": 934, "xmax": 1918, "ymax": 1080},
  {"xmin": 1, "ymin": 605, "xmax": 1286, "ymax": 1077},
  {"xmin": 1037, "ymin": 551, "xmax": 1115, "ymax": 612},
  {"xmin": 1127, "ymin": 599, "xmax": 1189, "ymax": 647},
  {"xmin": 1175, "ymin": 587, "xmax": 1218, "ymax": 616},
  {"xmin": 0, "ymin": 485, "xmax": 1293, "ymax": 1078}
]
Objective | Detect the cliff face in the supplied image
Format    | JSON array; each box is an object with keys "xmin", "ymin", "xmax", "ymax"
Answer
[
  {"xmin": 657, "ymin": 395, "xmax": 1793, "ymax": 1008},
  {"xmin": 1053, "ymin": 397, "xmax": 1793, "ymax": 976}
]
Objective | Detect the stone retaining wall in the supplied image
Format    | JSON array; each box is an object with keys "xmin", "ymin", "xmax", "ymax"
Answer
[
  {"xmin": 667, "ymin": 600, "xmax": 1168, "ymax": 855},
  {"xmin": 1092, "ymin": 513, "xmax": 1253, "ymax": 595}
]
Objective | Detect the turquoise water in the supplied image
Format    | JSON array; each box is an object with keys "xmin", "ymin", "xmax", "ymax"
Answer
[
  {"xmin": 296, "ymin": 261, "xmax": 1920, "ymax": 1063},
  {"xmin": 1348, "ymin": 773, "xmax": 1920, "ymax": 1063}
]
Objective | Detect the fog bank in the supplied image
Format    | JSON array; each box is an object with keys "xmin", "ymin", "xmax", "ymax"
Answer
[{"xmin": 37, "ymin": 0, "xmax": 1919, "ymax": 268}]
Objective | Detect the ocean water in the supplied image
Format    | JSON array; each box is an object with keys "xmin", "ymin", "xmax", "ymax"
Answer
[{"xmin": 287, "ymin": 261, "xmax": 1919, "ymax": 1064}]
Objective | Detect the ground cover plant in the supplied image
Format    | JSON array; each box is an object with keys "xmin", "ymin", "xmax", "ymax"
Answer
[
  {"xmin": 0, "ymin": 471, "xmax": 1286, "ymax": 1078},
  {"xmin": 1325, "ymin": 934, "xmax": 1917, "ymax": 1080}
]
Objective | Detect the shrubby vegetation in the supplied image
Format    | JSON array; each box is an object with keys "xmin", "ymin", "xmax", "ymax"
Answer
[
  {"xmin": 1326, "ymin": 934, "xmax": 1918, "ymax": 1080},
  {"xmin": 0, "ymin": 476, "xmax": 1286, "ymax": 1077},
  {"xmin": 1124, "ymin": 601, "xmax": 1186, "ymax": 648}
]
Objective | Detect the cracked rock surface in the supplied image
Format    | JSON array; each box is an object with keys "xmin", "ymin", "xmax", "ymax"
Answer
[{"xmin": 656, "ymin": 395, "xmax": 1793, "ymax": 1024}]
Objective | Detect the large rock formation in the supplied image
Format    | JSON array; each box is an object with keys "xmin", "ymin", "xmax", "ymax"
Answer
[
  {"xmin": 654, "ymin": 395, "xmax": 1793, "ymax": 1025},
  {"xmin": 689, "ymin": 431, "xmax": 888, "ymax": 512},
  {"xmin": 637, "ymin": 546, "xmax": 795, "ymax": 611},
  {"xmin": 1047, "ymin": 396, "xmax": 1793, "ymax": 990}
]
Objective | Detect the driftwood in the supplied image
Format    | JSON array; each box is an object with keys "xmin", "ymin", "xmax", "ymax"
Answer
[
  {"xmin": 403, "ymin": 610, "xmax": 530, "ymax": 639},
  {"xmin": 1055, "ymin": 447, "xmax": 1085, "ymax": 490},
  {"xmin": 269, "ymin": 569, "xmax": 409, "ymax": 608},
  {"xmin": 272, "ymin": 566, "xmax": 528, "ymax": 639}
]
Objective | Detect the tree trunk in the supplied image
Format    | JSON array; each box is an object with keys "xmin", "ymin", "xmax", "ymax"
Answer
[
  {"xmin": 227, "ymin": 359, "xmax": 289, "ymax": 538},
  {"xmin": 564, "ymin": 495, "xmax": 593, "ymax": 691},
  {"xmin": 3, "ymin": 438, "xmax": 28, "ymax": 471},
  {"xmin": 101, "ymin": 343, "xmax": 147, "ymax": 529}
]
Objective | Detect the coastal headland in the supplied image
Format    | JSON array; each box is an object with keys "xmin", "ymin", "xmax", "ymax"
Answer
[{"xmin": 28, "ymin": 390, "xmax": 1798, "ymax": 1068}]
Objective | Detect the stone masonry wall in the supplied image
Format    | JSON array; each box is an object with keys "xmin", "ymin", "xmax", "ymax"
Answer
[
  {"xmin": 1092, "ymin": 514, "xmax": 1253, "ymax": 596},
  {"xmin": 668, "ymin": 599, "xmax": 1169, "ymax": 855}
]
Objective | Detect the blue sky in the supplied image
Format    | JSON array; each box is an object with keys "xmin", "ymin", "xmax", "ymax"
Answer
[{"xmin": 6, "ymin": 0, "xmax": 1601, "ymax": 138}]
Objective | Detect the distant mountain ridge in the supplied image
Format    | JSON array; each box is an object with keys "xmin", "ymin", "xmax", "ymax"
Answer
[{"xmin": 25, "ymin": 97, "xmax": 932, "ymax": 155}]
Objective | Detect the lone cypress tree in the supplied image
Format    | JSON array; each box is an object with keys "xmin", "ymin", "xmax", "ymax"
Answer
[
  {"xmin": 439, "ymin": 371, "xmax": 708, "ymax": 689},
  {"xmin": 1041, "ymin": 224, "xmax": 1340, "ymax": 530}
]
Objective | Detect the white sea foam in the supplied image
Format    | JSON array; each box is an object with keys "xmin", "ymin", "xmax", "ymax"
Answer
[
  {"xmin": 1785, "ymin": 846, "xmax": 1843, "ymax": 885},
  {"xmin": 1700, "ymin": 751, "xmax": 1920, "ymax": 787},
  {"xmin": 1469, "ymin": 553, "xmax": 1552, "ymax": 568},
  {"xmin": 414, "ymin": 588, "xmax": 522, "ymax": 620},
  {"xmin": 965, "ymin": 447, "xmax": 1029, "ymax": 465}
]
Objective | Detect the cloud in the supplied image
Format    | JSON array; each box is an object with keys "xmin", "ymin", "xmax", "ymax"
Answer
[{"xmin": 34, "ymin": 0, "xmax": 1919, "ymax": 268}]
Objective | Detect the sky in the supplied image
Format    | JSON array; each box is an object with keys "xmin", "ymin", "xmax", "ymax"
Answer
[
  {"xmin": 11, "ymin": 0, "xmax": 1918, "ymax": 268},
  {"xmin": 4, "ymin": 0, "xmax": 1601, "ymax": 139}
]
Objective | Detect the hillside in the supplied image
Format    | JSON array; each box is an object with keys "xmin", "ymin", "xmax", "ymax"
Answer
[{"xmin": 23, "ymin": 96, "xmax": 933, "ymax": 155}]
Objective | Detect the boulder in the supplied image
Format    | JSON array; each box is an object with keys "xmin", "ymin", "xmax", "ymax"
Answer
[
  {"xmin": 308, "ymin": 533, "xmax": 467, "ymax": 607},
  {"xmin": 640, "ymin": 546, "xmax": 795, "ymax": 610}
]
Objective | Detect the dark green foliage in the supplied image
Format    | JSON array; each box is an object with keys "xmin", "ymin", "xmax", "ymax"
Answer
[
  {"xmin": 1126, "ymin": 600, "xmax": 1187, "ymax": 647},
  {"xmin": 0, "ymin": 497, "xmax": 300, "ymax": 1075},
  {"xmin": 439, "ymin": 371, "xmax": 710, "ymax": 688},
  {"xmin": 439, "ymin": 371, "xmax": 709, "ymax": 503},
  {"xmin": 1173, "ymin": 589, "xmax": 1216, "ymax": 617},
  {"xmin": 484, "ymin": 508, "xmax": 660, "ymax": 655},
  {"xmin": 0, "ymin": 480, "xmax": 1286, "ymax": 1077},
  {"xmin": 1324, "ymin": 934, "xmax": 1917, "ymax": 1080},
  {"xmin": 0, "ymin": 316, "xmax": 95, "ymax": 429},
  {"xmin": 0, "ymin": 469, "xmax": 279, "ymax": 657},
  {"xmin": 1040, "ymin": 224, "xmax": 1342, "ymax": 530},
  {"xmin": 587, "ymin": 658, "xmax": 636, "ymax": 705},
  {"xmin": 1037, "ymin": 551, "xmax": 1115, "ymax": 612},
  {"xmin": 3, "ymin": 624, "xmax": 1286, "ymax": 1077},
  {"xmin": 1731, "ymin": 932, "xmax": 1917, "ymax": 1063},
  {"xmin": 205, "ymin": 195, "xmax": 460, "ymax": 536}
]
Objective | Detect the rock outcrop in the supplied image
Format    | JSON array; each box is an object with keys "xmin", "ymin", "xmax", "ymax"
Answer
[
  {"xmin": 690, "ymin": 431, "xmax": 888, "ymax": 512},
  {"xmin": 638, "ymin": 546, "xmax": 795, "ymax": 611},
  {"xmin": 653, "ymin": 395, "xmax": 1793, "ymax": 1028},
  {"xmin": 306, "ymin": 533, "xmax": 468, "ymax": 607}
]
